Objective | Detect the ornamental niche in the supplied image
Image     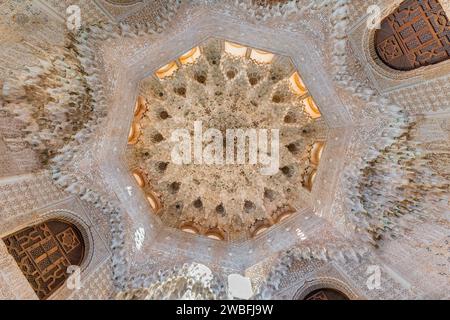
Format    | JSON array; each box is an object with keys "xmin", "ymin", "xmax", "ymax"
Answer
[{"xmin": 375, "ymin": 0, "xmax": 450, "ymax": 71}]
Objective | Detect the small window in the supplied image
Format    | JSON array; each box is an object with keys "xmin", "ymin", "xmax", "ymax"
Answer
[{"xmin": 3, "ymin": 220, "xmax": 85, "ymax": 300}]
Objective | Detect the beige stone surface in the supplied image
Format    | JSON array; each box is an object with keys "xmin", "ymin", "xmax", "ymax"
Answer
[{"xmin": 0, "ymin": 0, "xmax": 448, "ymax": 300}]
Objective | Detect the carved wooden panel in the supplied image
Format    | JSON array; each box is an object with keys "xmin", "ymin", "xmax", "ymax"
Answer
[
  {"xmin": 304, "ymin": 288, "xmax": 349, "ymax": 300},
  {"xmin": 375, "ymin": 0, "xmax": 450, "ymax": 71},
  {"xmin": 2, "ymin": 220, "xmax": 84, "ymax": 300},
  {"xmin": 252, "ymin": 0, "xmax": 288, "ymax": 6}
]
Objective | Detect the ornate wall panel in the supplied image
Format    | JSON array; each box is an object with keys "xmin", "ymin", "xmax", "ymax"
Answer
[
  {"xmin": 375, "ymin": 0, "xmax": 450, "ymax": 71},
  {"xmin": 260, "ymin": 260, "xmax": 363, "ymax": 300},
  {"xmin": 39, "ymin": 0, "xmax": 111, "ymax": 24},
  {"xmin": 347, "ymin": 0, "xmax": 381, "ymax": 23},
  {"xmin": 0, "ymin": 0, "xmax": 448, "ymax": 300},
  {"xmin": 0, "ymin": 241, "xmax": 38, "ymax": 299},
  {"xmin": 2, "ymin": 220, "xmax": 85, "ymax": 299},
  {"xmin": 93, "ymin": 0, "xmax": 176, "ymax": 23},
  {"xmin": 0, "ymin": 173, "xmax": 67, "ymax": 230},
  {"xmin": 377, "ymin": 220, "xmax": 450, "ymax": 299},
  {"xmin": 0, "ymin": 118, "xmax": 41, "ymax": 177},
  {"xmin": 67, "ymin": 260, "xmax": 115, "ymax": 300},
  {"xmin": 0, "ymin": 173, "xmax": 111, "ymax": 299},
  {"xmin": 331, "ymin": 257, "xmax": 417, "ymax": 300},
  {"xmin": 387, "ymin": 77, "xmax": 450, "ymax": 115}
]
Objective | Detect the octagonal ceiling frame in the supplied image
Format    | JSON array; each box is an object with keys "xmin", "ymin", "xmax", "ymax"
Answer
[
  {"xmin": 87, "ymin": 8, "xmax": 360, "ymax": 275},
  {"xmin": 41, "ymin": 2, "xmax": 401, "ymax": 294}
]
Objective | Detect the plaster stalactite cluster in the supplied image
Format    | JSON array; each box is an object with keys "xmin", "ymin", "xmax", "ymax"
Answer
[
  {"xmin": 128, "ymin": 38, "xmax": 326, "ymax": 240},
  {"xmin": 330, "ymin": 0, "xmax": 450, "ymax": 246},
  {"xmin": 352, "ymin": 122, "xmax": 450, "ymax": 244},
  {"xmin": 120, "ymin": 263, "xmax": 227, "ymax": 300},
  {"xmin": 1, "ymin": 39, "xmax": 98, "ymax": 166}
]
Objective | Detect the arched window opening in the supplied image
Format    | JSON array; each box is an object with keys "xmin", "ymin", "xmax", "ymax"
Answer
[
  {"xmin": 303, "ymin": 141, "xmax": 325, "ymax": 192},
  {"xmin": 304, "ymin": 288, "xmax": 349, "ymax": 300},
  {"xmin": 375, "ymin": 0, "xmax": 450, "ymax": 71},
  {"xmin": 128, "ymin": 122, "xmax": 141, "ymax": 145},
  {"xmin": 289, "ymin": 72, "xmax": 308, "ymax": 96},
  {"xmin": 132, "ymin": 169, "xmax": 146, "ymax": 188},
  {"xmin": 146, "ymin": 191, "xmax": 162, "ymax": 213},
  {"xmin": 204, "ymin": 229, "xmax": 225, "ymax": 241},
  {"xmin": 224, "ymin": 41, "xmax": 248, "ymax": 57},
  {"xmin": 179, "ymin": 47, "xmax": 201, "ymax": 65},
  {"xmin": 288, "ymin": 72, "xmax": 321, "ymax": 118},
  {"xmin": 249, "ymin": 49, "xmax": 274, "ymax": 64},
  {"xmin": 303, "ymin": 169, "xmax": 317, "ymax": 192},
  {"xmin": 251, "ymin": 222, "xmax": 272, "ymax": 237},
  {"xmin": 304, "ymin": 96, "xmax": 321, "ymax": 119},
  {"xmin": 2, "ymin": 219, "xmax": 85, "ymax": 300},
  {"xmin": 180, "ymin": 223, "xmax": 200, "ymax": 235},
  {"xmin": 134, "ymin": 96, "xmax": 147, "ymax": 118},
  {"xmin": 275, "ymin": 210, "xmax": 294, "ymax": 223},
  {"xmin": 310, "ymin": 141, "xmax": 325, "ymax": 166}
]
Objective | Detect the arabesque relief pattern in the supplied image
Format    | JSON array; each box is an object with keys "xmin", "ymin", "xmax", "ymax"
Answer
[{"xmin": 0, "ymin": 0, "xmax": 448, "ymax": 300}]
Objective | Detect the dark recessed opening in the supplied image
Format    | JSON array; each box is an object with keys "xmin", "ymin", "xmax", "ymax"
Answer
[
  {"xmin": 152, "ymin": 133, "xmax": 164, "ymax": 143},
  {"xmin": 193, "ymin": 198, "xmax": 203, "ymax": 209}
]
